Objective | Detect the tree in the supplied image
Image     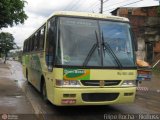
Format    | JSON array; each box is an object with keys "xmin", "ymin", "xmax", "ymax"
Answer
[
  {"xmin": 0, "ymin": 0, "xmax": 28, "ymax": 28},
  {"xmin": 0, "ymin": 32, "xmax": 18, "ymax": 63}
]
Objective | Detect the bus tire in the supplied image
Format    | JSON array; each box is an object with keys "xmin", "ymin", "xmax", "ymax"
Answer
[{"xmin": 41, "ymin": 78, "xmax": 48, "ymax": 102}]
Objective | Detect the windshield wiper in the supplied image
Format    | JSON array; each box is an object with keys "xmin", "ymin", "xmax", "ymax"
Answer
[
  {"xmin": 83, "ymin": 31, "xmax": 100, "ymax": 66},
  {"xmin": 101, "ymin": 32, "xmax": 123, "ymax": 69},
  {"xmin": 83, "ymin": 31, "xmax": 123, "ymax": 68}
]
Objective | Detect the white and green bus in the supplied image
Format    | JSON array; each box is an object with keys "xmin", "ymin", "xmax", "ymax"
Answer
[{"xmin": 22, "ymin": 11, "xmax": 137, "ymax": 106}]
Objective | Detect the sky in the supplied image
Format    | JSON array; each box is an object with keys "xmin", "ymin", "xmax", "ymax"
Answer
[{"xmin": 0, "ymin": 0, "xmax": 159, "ymax": 48}]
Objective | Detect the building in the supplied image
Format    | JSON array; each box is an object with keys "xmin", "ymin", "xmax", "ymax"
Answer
[{"xmin": 111, "ymin": 6, "xmax": 160, "ymax": 63}]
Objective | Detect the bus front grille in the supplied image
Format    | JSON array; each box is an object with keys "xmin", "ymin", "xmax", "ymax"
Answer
[
  {"xmin": 82, "ymin": 93, "xmax": 119, "ymax": 102},
  {"xmin": 80, "ymin": 80, "xmax": 121, "ymax": 86}
]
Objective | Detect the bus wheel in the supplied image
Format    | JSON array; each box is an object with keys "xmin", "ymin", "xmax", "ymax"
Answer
[{"xmin": 42, "ymin": 81, "xmax": 48, "ymax": 102}]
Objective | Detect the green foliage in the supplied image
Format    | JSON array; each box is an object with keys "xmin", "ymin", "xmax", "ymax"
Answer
[
  {"xmin": 0, "ymin": 32, "xmax": 18, "ymax": 63},
  {"xmin": 0, "ymin": 32, "xmax": 17, "ymax": 54},
  {"xmin": 0, "ymin": 0, "xmax": 28, "ymax": 28}
]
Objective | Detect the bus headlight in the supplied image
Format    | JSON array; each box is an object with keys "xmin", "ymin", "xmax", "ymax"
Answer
[
  {"xmin": 56, "ymin": 79, "xmax": 81, "ymax": 87},
  {"xmin": 121, "ymin": 80, "xmax": 136, "ymax": 87}
]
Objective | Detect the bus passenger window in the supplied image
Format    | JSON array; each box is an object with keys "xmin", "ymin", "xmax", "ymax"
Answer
[
  {"xmin": 25, "ymin": 40, "xmax": 28, "ymax": 52},
  {"xmin": 23, "ymin": 41, "xmax": 26, "ymax": 52},
  {"xmin": 31, "ymin": 36, "xmax": 35, "ymax": 51},
  {"xmin": 34, "ymin": 33, "xmax": 38, "ymax": 51},
  {"xmin": 28, "ymin": 38, "xmax": 32, "ymax": 52},
  {"xmin": 25, "ymin": 41, "xmax": 27, "ymax": 52},
  {"xmin": 39, "ymin": 26, "xmax": 45, "ymax": 50},
  {"xmin": 37, "ymin": 31, "xmax": 40, "ymax": 50}
]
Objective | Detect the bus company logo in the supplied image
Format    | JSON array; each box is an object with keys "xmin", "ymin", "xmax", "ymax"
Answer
[
  {"xmin": 63, "ymin": 69, "xmax": 90, "ymax": 80},
  {"xmin": 2, "ymin": 114, "xmax": 8, "ymax": 120}
]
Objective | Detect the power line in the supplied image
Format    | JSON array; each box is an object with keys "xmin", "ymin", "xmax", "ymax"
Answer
[
  {"xmin": 89, "ymin": 1, "xmax": 99, "ymax": 8},
  {"xmin": 84, "ymin": 0, "xmax": 109, "ymax": 13},
  {"xmin": 85, "ymin": 1, "xmax": 100, "ymax": 11},
  {"xmin": 104, "ymin": 0, "xmax": 109, "ymax": 3},
  {"xmin": 122, "ymin": 0, "xmax": 143, "ymax": 7},
  {"xmin": 104, "ymin": 0, "xmax": 144, "ymax": 12},
  {"xmin": 70, "ymin": 0, "xmax": 84, "ymax": 11},
  {"xmin": 67, "ymin": 0, "xmax": 80, "ymax": 11},
  {"xmin": 92, "ymin": 7, "xmax": 100, "ymax": 13},
  {"xmin": 63, "ymin": 0, "xmax": 75, "ymax": 10},
  {"xmin": 103, "ymin": 0, "xmax": 128, "ymax": 11},
  {"xmin": 70, "ymin": 0, "xmax": 80, "ymax": 10},
  {"xmin": 69, "ymin": 0, "xmax": 109, "ymax": 13},
  {"xmin": 103, "ymin": 0, "xmax": 128, "ymax": 7},
  {"xmin": 92, "ymin": 3, "xmax": 100, "ymax": 8},
  {"xmin": 71, "ymin": 0, "xmax": 85, "ymax": 11},
  {"xmin": 81, "ymin": 1, "xmax": 100, "ymax": 12}
]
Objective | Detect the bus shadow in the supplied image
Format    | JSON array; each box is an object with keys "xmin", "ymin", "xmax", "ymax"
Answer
[{"xmin": 46, "ymin": 104, "xmax": 121, "ymax": 120}]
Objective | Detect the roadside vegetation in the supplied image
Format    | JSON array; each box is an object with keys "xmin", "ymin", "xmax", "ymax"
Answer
[{"xmin": 0, "ymin": 0, "xmax": 28, "ymax": 63}]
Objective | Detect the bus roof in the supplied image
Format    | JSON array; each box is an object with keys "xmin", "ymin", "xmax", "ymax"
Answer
[{"xmin": 49, "ymin": 11, "xmax": 129, "ymax": 22}]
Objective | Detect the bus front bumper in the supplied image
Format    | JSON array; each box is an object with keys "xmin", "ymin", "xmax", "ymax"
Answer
[{"xmin": 51, "ymin": 87, "xmax": 136, "ymax": 106}]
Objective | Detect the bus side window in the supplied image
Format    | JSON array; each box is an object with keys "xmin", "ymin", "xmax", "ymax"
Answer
[
  {"xmin": 25, "ymin": 40, "xmax": 28, "ymax": 52},
  {"xmin": 28, "ymin": 38, "xmax": 31, "ymax": 52},
  {"xmin": 46, "ymin": 18, "xmax": 57, "ymax": 71},
  {"xmin": 23, "ymin": 41, "xmax": 26, "ymax": 53},
  {"xmin": 37, "ymin": 30, "xmax": 40, "ymax": 50},
  {"xmin": 25, "ymin": 41, "xmax": 27, "ymax": 52},
  {"xmin": 39, "ymin": 26, "xmax": 45, "ymax": 50},
  {"xmin": 34, "ymin": 33, "xmax": 38, "ymax": 51},
  {"xmin": 31, "ymin": 36, "xmax": 34, "ymax": 51},
  {"xmin": 26, "ymin": 40, "xmax": 27, "ymax": 52}
]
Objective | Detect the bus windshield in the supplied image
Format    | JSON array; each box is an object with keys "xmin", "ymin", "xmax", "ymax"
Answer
[{"xmin": 56, "ymin": 17, "xmax": 135, "ymax": 68}]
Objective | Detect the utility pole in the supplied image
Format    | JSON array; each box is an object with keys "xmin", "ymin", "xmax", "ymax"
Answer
[{"xmin": 100, "ymin": 0, "xmax": 103, "ymax": 13}]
